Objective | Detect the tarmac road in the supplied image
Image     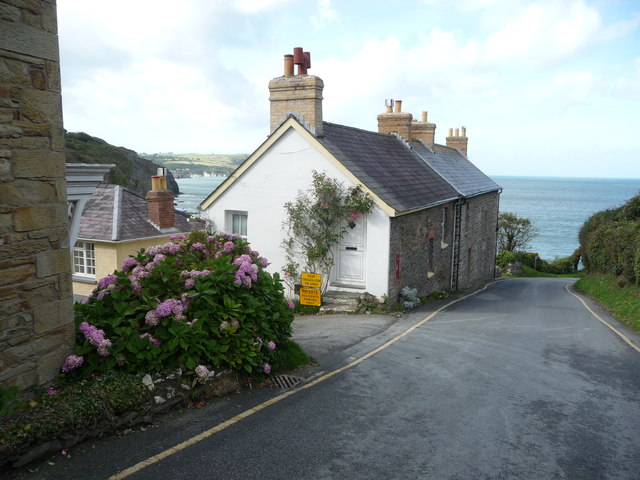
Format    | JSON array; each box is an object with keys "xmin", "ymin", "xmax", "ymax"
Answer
[{"xmin": 7, "ymin": 277, "xmax": 640, "ymax": 479}]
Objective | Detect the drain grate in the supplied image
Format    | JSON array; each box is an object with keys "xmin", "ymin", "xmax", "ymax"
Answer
[{"xmin": 272, "ymin": 375, "xmax": 305, "ymax": 389}]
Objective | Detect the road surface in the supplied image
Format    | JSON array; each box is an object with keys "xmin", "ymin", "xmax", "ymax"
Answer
[{"xmin": 8, "ymin": 278, "xmax": 640, "ymax": 479}]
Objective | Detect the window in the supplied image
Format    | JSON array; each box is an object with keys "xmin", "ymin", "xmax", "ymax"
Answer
[
  {"xmin": 73, "ymin": 241, "xmax": 95, "ymax": 277},
  {"xmin": 227, "ymin": 211, "xmax": 248, "ymax": 240}
]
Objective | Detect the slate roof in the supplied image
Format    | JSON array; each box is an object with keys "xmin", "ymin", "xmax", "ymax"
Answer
[
  {"xmin": 78, "ymin": 185, "xmax": 201, "ymax": 242},
  {"xmin": 318, "ymin": 122, "xmax": 499, "ymax": 213},
  {"xmin": 412, "ymin": 141, "xmax": 501, "ymax": 198},
  {"xmin": 319, "ymin": 123, "xmax": 458, "ymax": 212}
]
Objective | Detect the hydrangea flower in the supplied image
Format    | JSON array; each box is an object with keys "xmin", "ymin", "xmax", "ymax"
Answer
[
  {"xmin": 267, "ymin": 341, "xmax": 276, "ymax": 350},
  {"xmin": 97, "ymin": 274, "xmax": 118, "ymax": 290},
  {"xmin": 287, "ymin": 300, "xmax": 295, "ymax": 310},
  {"xmin": 262, "ymin": 363, "xmax": 271, "ymax": 374},
  {"xmin": 258, "ymin": 257, "xmax": 269, "ymax": 268},
  {"xmin": 223, "ymin": 241, "xmax": 234, "ymax": 253},
  {"xmin": 145, "ymin": 310, "xmax": 159, "ymax": 326},
  {"xmin": 155, "ymin": 298, "xmax": 183, "ymax": 318},
  {"xmin": 140, "ymin": 333, "xmax": 162, "ymax": 347},
  {"xmin": 185, "ymin": 278, "xmax": 195, "ymax": 289},
  {"xmin": 233, "ymin": 254, "xmax": 258, "ymax": 287},
  {"xmin": 219, "ymin": 321, "xmax": 229, "ymax": 331},
  {"xmin": 195, "ymin": 365, "xmax": 210, "ymax": 383},
  {"xmin": 79, "ymin": 322, "xmax": 111, "ymax": 357},
  {"xmin": 122, "ymin": 257, "xmax": 138, "ymax": 271},
  {"xmin": 61, "ymin": 354, "xmax": 84, "ymax": 372}
]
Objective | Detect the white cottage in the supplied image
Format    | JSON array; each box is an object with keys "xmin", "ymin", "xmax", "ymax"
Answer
[{"xmin": 200, "ymin": 48, "xmax": 501, "ymax": 302}]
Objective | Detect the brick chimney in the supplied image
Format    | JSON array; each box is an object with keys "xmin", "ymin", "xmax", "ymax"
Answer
[
  {"xmin": 412, "ymin": 111, "xmax": 437, "ymax": 148},
  {"xmin": 146, "ymin": 169, "xmax": 175, "ymax": 229},
  {"xmin": 269, "ymin": 47, "xmax": 324, "ymax": 136},
  {"xmin": 445, "ymin": 127, "xmax": 468, "ymax": 156},
  {"xmin": 377, "ymin": 99, "xmax": 413, "ymax": 141}
]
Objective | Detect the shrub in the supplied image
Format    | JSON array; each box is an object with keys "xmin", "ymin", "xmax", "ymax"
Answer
[
  {"xmin": 548, "ymin": 256, "xmax": 577, "ymax": 274},
  {"xmin": 579, "ymin": 194, "xmax": 640, "ymax": 284},
  {"xmin": 70, "ymin": 233, "xmax": 295, "ymax": 380},
  {"xmin": 400, "ymin": 287, "xmax": 420, "ymax": 309},
  {"xmin": 282, "ymin": 170, "xmax": 374, "ymax": 293}
]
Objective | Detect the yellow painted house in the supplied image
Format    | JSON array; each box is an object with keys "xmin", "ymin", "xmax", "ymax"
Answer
[{"xmin": 72, "ymin": 175, "xmax": 203, "ymax": 298}]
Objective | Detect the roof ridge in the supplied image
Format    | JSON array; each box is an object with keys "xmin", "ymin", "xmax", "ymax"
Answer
[
  {"xmin": 323, "ymin": 121, "xmax": 396, "ymax": 139},
  {"xmin": 111, "ymin": 185, "xmax": 123, "ymax": 241}
]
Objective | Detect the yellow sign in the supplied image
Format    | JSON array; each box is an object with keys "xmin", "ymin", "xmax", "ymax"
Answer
[
  {"xmin": 299, "ymin": 287, "xmax": 321, "ymax": 306},
  {"xmin": 301, "ymin": 272, "xmax": 322, "ymax": 289}
]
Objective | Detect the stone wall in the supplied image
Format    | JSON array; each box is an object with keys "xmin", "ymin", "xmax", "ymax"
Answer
[
  {"xmin": 388, "ymin": 203, "xmax": 454, "ymax": 302},
  {"xmin": 387, "ymin": 191, "xmax": 499, "ymax": 302},
  {"xmin": 456, "ymin": 191, "xmax": 500, "ymax": 291},
  {"xmin": 0, "ymin": 0, "xmax": 73, "ymax": 389}
]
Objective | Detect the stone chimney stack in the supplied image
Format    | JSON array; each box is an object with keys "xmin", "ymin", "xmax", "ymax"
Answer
[
  {"xmin": 269, "ymin": 47, "xmax": 324, "ymax": 136},
  {"xmin": 146, "ymin": 168, "xmax": 175, "ymax": 229},
  {"xmin": 412, "ymin": 111, "xmax": 437, "ymax": 148},
  {"xmin": 377, "ymin": 99, "xmax": 413, "ymax": 141},
  {"xmin": 446, "ymin": 127, "xmax": 468, "ymax": 156}
]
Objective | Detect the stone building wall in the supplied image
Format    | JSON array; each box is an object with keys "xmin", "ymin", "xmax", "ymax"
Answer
[
  {"xmin": 0, "ymin": 0, "xmax": 73, "ymax": 389},
  {"xmin": 456, "ymin": 191, "xmax": 500, "ymax": 291},
  {"xmin": 388, "ymin": 203, "xmax": 454, "ymax": 302},
  {"xmin": 387, "ymin": 191, "xmax": 499, "ymax": 302}
]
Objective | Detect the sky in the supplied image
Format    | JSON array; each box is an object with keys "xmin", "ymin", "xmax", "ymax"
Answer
[{"xmin": 57, "ymin": 0, "xmax": 640, "ymax": 178}]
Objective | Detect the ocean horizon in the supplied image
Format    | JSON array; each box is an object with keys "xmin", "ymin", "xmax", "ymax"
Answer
[{"xmin": 176, "ymin": 175, "xmax": 640, "ymax": 263}]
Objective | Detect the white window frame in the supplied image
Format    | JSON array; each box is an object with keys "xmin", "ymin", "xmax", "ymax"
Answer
[
  {"xmin": 73, "ymin": 241, "xmax": 96, "ymax": 277},
  {"xmin": 226, "ymin": 211, "xmax": 248, "ymax": 240}
]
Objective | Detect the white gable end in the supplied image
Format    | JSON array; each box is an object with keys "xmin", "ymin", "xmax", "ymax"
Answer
[{"xmin": 200, "ymin": 127, "xmax": 390, "ymax": 297}]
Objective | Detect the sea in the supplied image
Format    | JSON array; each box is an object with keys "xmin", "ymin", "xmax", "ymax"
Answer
[{"xmin": 176, "ymin": 175, "xmax": 640, "ymax": 262}]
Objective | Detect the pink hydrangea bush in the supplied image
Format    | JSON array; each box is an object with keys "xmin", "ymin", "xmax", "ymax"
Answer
[{"xmin": 68, "ymin": 232, "xmax": 293, "ymax": 379}]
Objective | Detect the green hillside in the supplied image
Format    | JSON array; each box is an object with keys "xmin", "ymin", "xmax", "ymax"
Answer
[
  {"xmin": 65, "ymin": 132, "xmax": 180, "ymax": 195},
  {"xmin": 142, "ymin": 153, "xmax": 247, "ymax": 178}
]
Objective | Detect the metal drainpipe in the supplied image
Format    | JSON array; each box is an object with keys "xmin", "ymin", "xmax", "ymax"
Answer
[
  {"xmin": 450, "ymin": 196, "xmax": 464, "ymax": 291},
  {"xmin": 494, "ymin": 188, "xmax": 504, "ymax": 278}
]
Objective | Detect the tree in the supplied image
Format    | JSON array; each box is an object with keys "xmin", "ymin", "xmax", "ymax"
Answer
[
  {"xmin": 497, "ymin": 212, "xmax": 538, "ymax": 252},
  {"xmin": 281, "ymin": 171, "xmax": 374, "ymax": 293}
]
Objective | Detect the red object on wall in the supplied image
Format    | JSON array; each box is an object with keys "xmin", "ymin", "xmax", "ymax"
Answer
[{"xmin": 395, "ymin": 253, "xmax": 401, "ymax": 280}]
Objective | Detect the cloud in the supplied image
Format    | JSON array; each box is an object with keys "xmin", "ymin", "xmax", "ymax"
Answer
[
  {"xmin": 484, "ymin": 2, "xmax": 601, "ymax": 66},
  {"xmin": 311, "ymin": 0, "xmax": 339, "ymax": 30},
  {"xmin": 231, "ymin": 0, "xmax": 297, "ymax": 14}
]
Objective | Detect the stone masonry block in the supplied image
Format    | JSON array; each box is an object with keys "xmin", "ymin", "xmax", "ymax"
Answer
[
  {"xmin": 0, "ymin": 17, "xmax": 59, "ymax": 61},
  {"xmin": 2, "ymin": 135, "xmax": 50, "ymax": 150},
  {"xmin": 11, "ymin": 149, "xmax": 64, "ymax": 177},
  {"xmin": 0, "ymin": 54, "xmax": 30, "ymax": 86},
  {"xmin": 0, "ymin": 159, "xmax": 11, "ymax": 180},
  {"xmin": 0, "ymin": 3, "xmax": 21, "ymax": 22},
  {"xmin": 0, "ymin": 360, "xmax": 37, "ymax": 389},
  {"xmin": 36, "ymin": 247, "xmax": 71, "ymax": 278},
  {"xmin": 14, "ymin": 203, "xmax": 65, "ymax": 231},
  {"xmin": 0, "ymin": 262, "xmax": 35, "ymax": 286},
  {"xmin": 33, "ymin": 297, "xmax": 73, "ymax": 334},
  {"xmin": 21, "ymin": 87, "xmax": 60, "ymax": 123},
  {"xmin": 0, "ymin": 178, "xmax": 57, "ymax": 205},
  {"xmin": 0, "ymin": 238, "xmax": 48, "ymax": 261},
  {"xmin": 42, "ymin": 1, "xmax": 57, "ymax": 34}
]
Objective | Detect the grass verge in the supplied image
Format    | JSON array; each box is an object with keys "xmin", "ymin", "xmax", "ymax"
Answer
[
  {"xmin": 506, "ymin": 265, "xmax": 583, "ymax": 278},
  {"xmin": 574, "ymin": 274, "xmax": 640, "ymax": 333}
]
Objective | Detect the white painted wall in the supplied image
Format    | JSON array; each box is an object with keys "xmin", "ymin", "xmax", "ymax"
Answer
[{"xmin": 200, "ymin": 127, "xmax": 390, "ymax": 298}]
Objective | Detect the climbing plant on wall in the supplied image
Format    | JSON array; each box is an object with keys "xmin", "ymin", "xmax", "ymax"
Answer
[{"xmin": 281, "ymin": 170, "xmax": 374, "ymax": 293}]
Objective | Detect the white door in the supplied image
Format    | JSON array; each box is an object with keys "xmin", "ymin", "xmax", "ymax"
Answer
[{"xmin": 334, "ymin": 216, "xmax": 366, "ymax": 287}]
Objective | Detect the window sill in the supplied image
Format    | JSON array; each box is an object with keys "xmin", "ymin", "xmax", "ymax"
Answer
[{"xmin": 73, "ymin": 275, "xmax": 96, "ymax": 284}]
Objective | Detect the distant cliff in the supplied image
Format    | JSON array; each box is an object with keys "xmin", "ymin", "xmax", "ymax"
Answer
[{"xmin": 64, "ymin": 131, "xmax": 180, "ymax": 195}]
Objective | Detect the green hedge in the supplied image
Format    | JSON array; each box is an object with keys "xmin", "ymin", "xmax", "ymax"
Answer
[{"xmin": 579, "ymin": 194, "xmax": 640, "ymax": 284}]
